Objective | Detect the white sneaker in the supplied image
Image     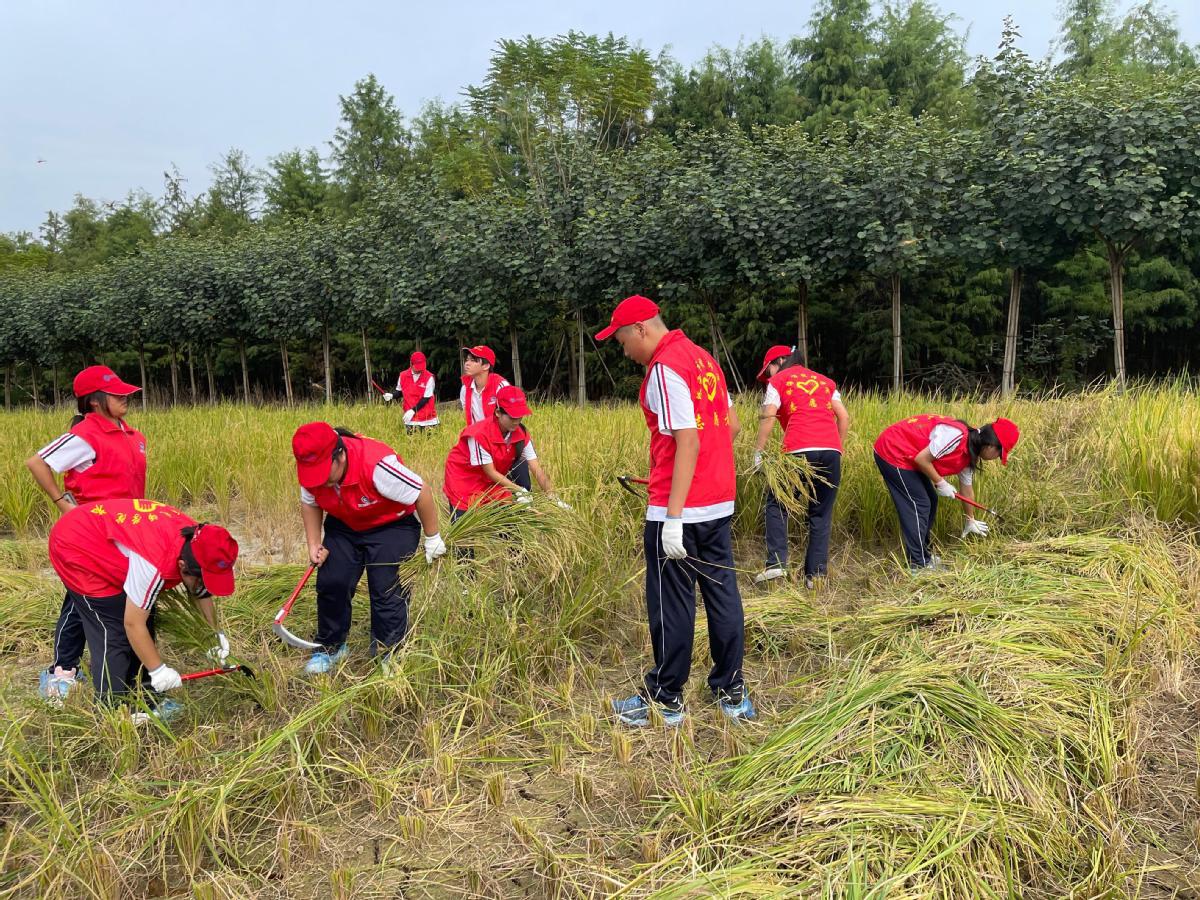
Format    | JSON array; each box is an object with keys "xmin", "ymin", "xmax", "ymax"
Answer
[{"xmin": 754, "ymin": 567, "xmax": 786, "ymax": 584}]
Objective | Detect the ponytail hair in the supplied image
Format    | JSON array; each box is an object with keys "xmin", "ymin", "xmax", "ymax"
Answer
[
  {"xmin": 70, "ymin": 391, "xmax": 105, "ymax": 428},
  {"xmin": 963, "ymin": 421, "xmax": 1002, "ymax": 467}
]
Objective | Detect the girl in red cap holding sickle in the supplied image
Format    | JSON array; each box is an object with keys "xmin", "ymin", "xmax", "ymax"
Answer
[
  {"xmin": 873, "ymin": 414, "xmax": 1019, "ymax": 571},
  {"xmin": 291, "ymin": 422, "xmax": 447, "ymax": 675},
  {"xmin": 47, "ymin": 498, "xmax": 238, "ymax": 722},
  {"xmin": 442, "ymin": 384, "xmax": 568, "ymax": 519},
  {"xmin": 386, "ymin": 351, "xmax": 439, "ymax": 432},
  {"xmin": 26, "ymin": 365, "xmax": 148, "ymax": 701},
  {"xmin": 459, "ymin": 345, "xmax": 532, "ymax": 492},
  {"xmin": 751, "ymin": 345, "xmax": 850, "ymax": 587}
]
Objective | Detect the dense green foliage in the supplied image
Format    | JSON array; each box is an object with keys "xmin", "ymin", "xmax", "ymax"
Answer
[{"xmin": 2, "ymin": 6, "xmax": 1198, "ymax": 404}]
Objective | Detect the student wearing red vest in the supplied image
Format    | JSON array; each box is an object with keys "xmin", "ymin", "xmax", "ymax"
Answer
[
  {"xmin": 873, "ymin": 414, "xmax": 1020, "ymax": 571},
  {"xmin": 292, "ymin": 422, "xmax": 447, "ymax": 675},
  {"xmin": 751, "ymin": 345, "xmax": 850, "ymax": 587},
  {"xmin": 26, "ymin": 365, "xmax": 148, "ymax": 702},
  {"xmin": 47, "ymin": 499, "xmax": 238, "ymax": 719},
  {"xmin": 386, "ymin": 351, "xmax": 439, "ymax": 431},
  {"xmin": 459, "ymin": 345, "xmax": 532, "ymax": 491},
  {"xmin": 442, "ymin": 385, "xmax": 566, "ymax": 517},
  {"xmin": 596, "ymin": 295, "xmax": 753, "ymax": 726}
]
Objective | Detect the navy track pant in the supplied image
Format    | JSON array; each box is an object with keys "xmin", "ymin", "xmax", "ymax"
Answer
[
  {"xmin": 50, "ymin": 591, "xmax": 86, "ymax": 672},
  {"xmin": 874, "ymin": 451, "xmax": 939, "ymax": 568},
  {"xmin": 315, "ymin": 515, "xmax": 420, "ymax": 653},
  {"xmin": 70, "ymin": 590, "xmax": 154, "ymax": 702},
  {"xmin": 764, "ymin": 449, "xmax": 842, "ymax": 576},
  {"xmin": 642, "ymin": 515, "xmax": 746, "ymax": 708}
]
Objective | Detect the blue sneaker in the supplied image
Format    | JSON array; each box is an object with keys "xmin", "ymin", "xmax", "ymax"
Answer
[
  {"xmin": 719, "ymin": 694, "xmax": 756, "ymax": 722},
  {"xmin": 38, "ymin": 666, "xmax": 78, "ymax": 704},
  {"xmin": 131, "ymin": 698, "xmax": 184, "ymax": 726},
  {"xmin": 611, "ymin": 694, "xmax": 685, "ymax": 727},
  {"xmin": 303, "ymin": 644, "xmax": 349, "ymax": 675}
]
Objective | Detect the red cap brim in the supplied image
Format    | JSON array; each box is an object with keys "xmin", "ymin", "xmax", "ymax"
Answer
[
  {"xmin": 102, "ymin": 379, "xmax": 141, "ymax": 396},
  {"xmin": 594, "ymin": 323, "xmax": 619, "ymax": 341},
  {"xmin": 297, "ymin": 457, "xmax": 333, "ymax": 490},
  {"xmin": 201, "ymin": 566, "xmax": 236, "ymax": 597},
  {"xmin": 504, "ymin": 401, "xmax": 532, "ymax": 417}
]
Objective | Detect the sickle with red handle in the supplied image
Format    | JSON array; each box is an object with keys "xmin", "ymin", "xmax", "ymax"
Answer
[
  {"xmin": 272, "ymin": 565, "xmax": 322, "ymax": 650},
  {"xmin": 180, "ymin": 664, "xmax": 255, "ymax": 681},
  {"xmin": 954, "ymin": 492, "xmax": 1003, "ymax": 521},
  {"xmin": 370, "ymin": 378, "xmax": 389, "ymax": 396},
  {"xmin": 617, "ymin": 474, "xmax": 649, "ymax": 497}
]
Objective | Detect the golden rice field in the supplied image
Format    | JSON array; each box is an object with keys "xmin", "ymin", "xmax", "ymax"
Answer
[{"xmin": 0, "ymin": 385, "xmax": 1198, "ymax": 898}]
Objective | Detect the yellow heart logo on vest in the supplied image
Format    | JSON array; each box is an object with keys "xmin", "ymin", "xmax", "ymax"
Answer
[
  {"xmin": 796, "ymin": 377, "xmax": 820, "ymax": 396},
  {"xmin": 698, "ymin": 371, "xmax": 719, "ymax": 402}
]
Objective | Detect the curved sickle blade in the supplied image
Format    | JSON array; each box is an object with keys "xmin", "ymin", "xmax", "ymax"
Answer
[
  {"xmin": 273, "ymin": 620, "xmax": 321, "ymax": 650},
  {"xmin": 181, "ymin": 664, "xmax": 256, "ymax": 682},
  {"xmin": 617, "ymin": 474, "xmax": 649, "ymax": 498},
  {"xmin": 953, "ymin": 492, "xmax": 1003, "ymax": 521}
]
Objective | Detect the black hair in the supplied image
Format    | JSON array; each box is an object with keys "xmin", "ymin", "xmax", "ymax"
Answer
[
  {"xmin": 69, "ymin": 390, "xmax": 107, "ymax": 428},
  {"xmin": 179, "ymin": 525, "xmax": 210, "ymax": 597},
  {"xmin": 961, "ymin": 421, "xmax": 1002, "ymax": 467},
  {"xmin": 466, "ymin": 352, "xmax": 491, "ymax": 369},
  {"xmin": 776, "ymin": 349, "xmax": 806, "ymax": 371},
  {"xmin": 331, "ymin": 426, "xmax": 357, "ymax": 460}
]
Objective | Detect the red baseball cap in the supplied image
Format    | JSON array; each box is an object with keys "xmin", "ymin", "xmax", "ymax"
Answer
[
  {"xmin": 495, "ymin": 384, "xmax": 532, "ymax": 418},
  {"xmin": 463, "ymin": 345, "xmax": 496, "ymax": 367},
  {"xmin": 292, "ymin": 422, "xmax": 339, "ymax": 489},
  {"xmin": 190, "ymin": 524, "xmax": 239, "ymax": 596},
  {"xmin": 594, "ymin": 295, "xmax": 660, "ymax": 341},
  {"xmin": 73, "ymin": 365, "xmax": 141, "ymax": 398},
  {"xmin": 992, "ymin": 418, "xmax": 1020, "ymax": 465},
  {"xmin": 756, "ymin": 345, "xmax": 793, "ymax": 383},
  {"xmin": 410, "ymin": 351, "xmax": 427, "ymax": 370}
]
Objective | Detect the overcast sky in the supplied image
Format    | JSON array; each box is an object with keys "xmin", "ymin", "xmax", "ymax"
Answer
[{"xmin": 2, "ymin": 0, "xmax": 1197, "ymax": 235}]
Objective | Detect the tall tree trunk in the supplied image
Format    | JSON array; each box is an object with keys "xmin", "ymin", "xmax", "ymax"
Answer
[
  {"xmin": 890, "ymin": 272, "xmax": 903, "ymax": 392},
  {"xmin": 138, "ymin": 345, "xmax": 148, "ymax": 411},
  {"xmin": 322, "ymin": 322, "xmax": 333, "ymax": 404},
  {"xmin": 280, "ymin": 339, "xmax": 294, "ymax": 406},
  {"xmin": 51, "ymin": 364, "xmax": 60, "ymax": 407},
  {"xmin": 1001, "ymin": 266, "xmax": 1023, "ymax": 398},
  {"xmin": 509, "ymin": 323, "xmax": 523, "ymax": 388},
  {"xmin": 30, "ymin": 361, "xmax": 40, "ymax": 409},
  {"xmin": 705, "ymin": 298, "xmax": 744, "ymax": 393},
  {"xmin": 238, "ymin": 339, "xmax": 250, "ymax": 403},
  {"xmin": 204, "ymin": 349, "xmax": 216, "ymax": 403},
  {"xmin": 4, "ymin": 363, "xmax": 11, "ymax": 410},
  {"xmin": 414, "ymin": 335, "xmax": 423, "ymax": 353},
  {"xmin": 1106, "ymin": 241, "xmax": 1128, "ymax": 390},
  {"xmin": 797, "ymin": 281, "xmax": 810, "ymax": 366},
  {"xmin": 169, "ymin": 345, "xmax": 180, "ymax": 406},
  {"xmin": 187, "ymin": 347, "xmax": 197, "ymax": 403},
  {"xmin": 575, "ymin": 309, "xmax": 587, "ymax": 406},
  {"xmin": 361, "ymin": 326, "xmax": 373, "ymax": 401}
]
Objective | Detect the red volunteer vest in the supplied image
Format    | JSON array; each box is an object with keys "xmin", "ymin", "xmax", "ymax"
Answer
[
  {"xmin": 874, "ymin": 415, "xmax": 971, "ymax": 476},
  {"xmin": 461, "ymin": 373, "xmax": 507, "ymax": 427},
  {"xmin": 768, "ymin": 364, "xmax": 842, "ymax": 453},
  {"xmin": 639, "ymin": 330, "xmax": 736, "ymax": 510},
  {"xmin": 307, "ymin": 436, "xmax": 417, "ymax": 531},
  {"xmin": 49, "ymin": 499, "xmax": 192, "ymax": 598},
  {"xmin": 443, "ymin": 418, "xmax": 530, "ymax": 511},
  {"xmin": 61, "ymin": 413, "xmax": 148, "ymax": 502},
  {"xmin": 398, "ymin": 368, "xmax": 437, "ymax": 423}
]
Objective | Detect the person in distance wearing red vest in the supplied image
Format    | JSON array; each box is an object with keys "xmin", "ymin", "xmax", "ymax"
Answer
[
  {"xmin": 26, "ymin": 365, "xmax": 148, "ymax": 702},
  {"xmin": 751, "ymin": 345, "xmax": 850, "ymax": 588},
  {"xmin": 385, "ymin": 351, "xmax": 439, "ymax": 432},
  {"xmin": 47, "ymin": 499, "xmax": 238, "ymax": 721},
  {"xmin": 459, "ymin": 345, "xmax": 532, "ymax": 492},
  {"xmin": 292, "ymin": 422, "xmax": 447, "ymax": 675},
  {"xmin": 443, "ymin": 384, "xmax": 568, "ymax": 520},
  {"xmin": 596, "ymin": 295, "xmax": 754, "ymax": 726},
  {"xmin": 874, "ymin": 414, "xmax": 1020, "ymax": 572}
]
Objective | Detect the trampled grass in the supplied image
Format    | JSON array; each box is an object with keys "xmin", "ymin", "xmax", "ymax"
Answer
[{"xmin": 0, "ymin": 386, "xmax": 1198, "ymax": 897}]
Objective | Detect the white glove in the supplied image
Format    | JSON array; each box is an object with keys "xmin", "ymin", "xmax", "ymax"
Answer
[
  {"xmin": 206, "ymin": 632, "xmax": 230, "ymax": 665},
  {"xmin": 553, "ymin": 498, "xmax": 572, "ymax": 511},
  {"xmin": 752, "ymin": 451, "xmax": 763, "ymax": 473},
  {"xmin": 424, "ymin": 532, "xmax": 447, "ymax": 563},
  {"xmin": 515, "ymin": 490, "xmax": 532, "ymax": 505},
  {"xmin": 383, "ymin": 392, "xmax": 394, "ymax": 402},
  {"xmin": 934, "ymin": 479, "xmax": 957, "ymax": 498},
  {"xmin": 149, "ymin": 664, "xmax": 182, "ymax": 692},
  {"xmin": 961, "ymin": 519, "xmax": 990, "ymax": 539},
  {"xmin": 661, "ymin": 517, "xmax": 686, "ymax": 560},
  {"xmin": 402, "ymin": 408, "xmax": 415, "ymax": 425}
]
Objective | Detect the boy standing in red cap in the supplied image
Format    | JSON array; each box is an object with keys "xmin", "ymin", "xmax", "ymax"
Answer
[
  {"xmin": 292, "ymin": 422, "xmax": 446, "ymax": 674},
  {"xmin": 26, "ymin": 365, "xmax": 148, "ymax": 701},
  {"xmin": 595, "ymin": 296, "xmax": 754, "ymax": 726},
  {"xmin": 751, "ymin": 345, "xmax": 850, "ymax": 587},
  {"xmin": 387, "ymin": 351, "xmax": 439, "ymax": 432},
  {"xmin": 47, "ymin": 499, "xmax": 238, "ymax": 720},
  {"xmin": 443, "ymin": 384, "xmax": 568, "ymax": 515},
  {"xmin": 873, "ymin": 414, "xmax": 1019, "ymax": 571},
  {"xmin": 459, "ymin": 344, "xmax": 531, "ymax": 491}
]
